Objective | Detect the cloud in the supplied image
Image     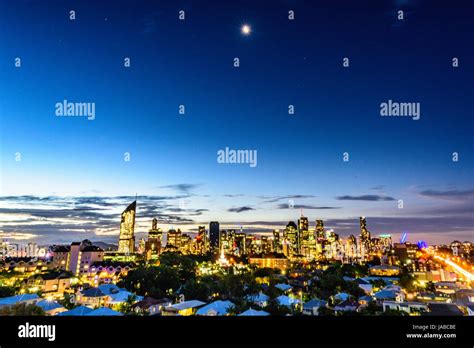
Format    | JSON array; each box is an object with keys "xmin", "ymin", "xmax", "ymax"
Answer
[
  {"xmin": 418, "ymin": 189, "xmax": 474, "ymax": 202},
  {"xmin": 227, "ymin": 206, "xmax": 255, "ymax": 213},
  {"xmin": 336, "ymin": 195, "xmax": 396, "ymax": 201},
  {"xmin": 275, "ymin": 204, "xmax": 340, "ymax": 210},
  {"xmin": 158, "ymin": 184, "xmax": 201, "ymax": 194},
  {"xmin": 260, "ymin": 195, "xmax": 316, "ymax": 203}
]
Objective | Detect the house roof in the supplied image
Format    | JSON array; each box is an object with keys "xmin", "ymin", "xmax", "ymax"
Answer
[
  {"xmin": 80, "ymin": 287, "xmax": 106, "ymax": 298},
  {"xmin": 36, "ymin": 299, "xmax": 65, "ymax": 312},
  {"xmin": 196, "ymin": 300, "xmax": 234, "ymax": 316},
  {"xmin": 335, "ymin": 300, "xmax": 358, "ymax": 309},
  {"xmin": 355, "ymin": 278, "xmax": 370, "ymax": 285},
  {"xmin": 334, "ymin": 292, "xmax": 351, "ymax": 301},
  {"xmin": 276, "ymin": 295, "xmax": 300, "ymax": 307},
  {"xmin": 85, "ymin": 307, "xmax": 123, "ymax": 316},
  {"xmin": 0, "ymin": 293, "xmax": 39, "ymax": 305},
  {"xmin": 98, "ymin": 284, "xmax": 122, "ymax": 295},
  {"xmin": 374, "ymin": 290, "xmax": 397, "ymax": 300},
  {"xmin": 58, "ymin": 305, "xmax": 93, "ymax": 316},
  {"xmin": 170, "ymin": 300, "xmax": 206, "ymax": 311},
  {"xmin": 275, "ymin": 283, "xmax": 292, "ymax": 292},
  {"xmin": 358, "ymin": 295, "xmax": 373, "ymax": 302},
  {"xmin": 247, "ymin": 293, "xmax": 269, "ymax": 303},
  {"xmin": 132, "ymin": 297, "xmax": 172, "ymax": 310},
  {"xmin": 303, "ymin": 298, "xmax": 327, "ymax": 309},
  {"xmin": 238, "ymin": 308, "xmax": 270, "ymax": 316},
  {"xmin": 108, "ymin": 290, "xmax": 142, "ymax": 304}
]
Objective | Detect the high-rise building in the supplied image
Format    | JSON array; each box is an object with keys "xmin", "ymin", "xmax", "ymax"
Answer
[
  {"xmin": 235, "ymin": 233, "xmax": 246, "ymax": 255},
  {"xmin": 316, "ymin": 220, "xmax": 325, "ymax": 241},
  {"xmin": 167, "ymin": 229, "xmax": 182, "ymax": 248},
  {"xmin": 148, "ymin": 218, "xmax": 162, "ymax": 241},
  {"xmin": 273, "ymin": 229, "xmax": 281, "ymax": 253},
  {"xmin": 298, "ymin": 216, "xmax": 309, "ymax": 235},
  {"xmin": 145, "ymin": 218, "xmax": 162, "ymax": 259},
  {"xmin": 298, "ymin": 215, "xmax": 309, "ymax": 254},
  {"xmin": 359, "ymin": 216, "xmax": 371, "ymax": 253},
  {"xmin": 118, "ymin": 201, "xmax": 137, "ymax": 254},
  {"xmin": 67, "ymin": 240, "xmax": 104, "ymax": 276},
  {"xmin": 209, "ymin": 221, "xmax": 220, "ymax": 251},
  {"xmin": 196, "ymin": 225, "xmax": 207, "ymax": 254},
  {"xmin": 284, "ymin": 221, "xmax": 298, "ymax": 255}
]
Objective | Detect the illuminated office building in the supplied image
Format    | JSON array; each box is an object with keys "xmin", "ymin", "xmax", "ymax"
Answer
[
  {"xmin": 316, "ymin": 220, "xmax": 325, "ymax": 241},
  {"xmin": 209, "ymin": 221, "xmax": 220, "ymax": 252},
  {"xmin": 167, "ymin": 229, "xmax": 182, "ymax": 248},
  {"xmin": 359, "ymin": 216, "xmax": 371, "ymax": 252},
  {"xmin": 145, "ymin": 218, "xmax": 162, "ymax": 260},
  {"xmin": 118, "ymin": 201, "xmax": 136, "ymax": 254},
  {"xmin": 196, "ymin": 225, "xmax": 207, "ymax": 254},
  {"xmin": 273, "ymin": 229, "xmax": 282, "ymax": 253},
  {"xmin": 235, "ymin": 233, "xmax": 247, "ymax": 255},
  {"xmin": 284, "ymin": 221, "xmax": 298, "ymax": 255}
]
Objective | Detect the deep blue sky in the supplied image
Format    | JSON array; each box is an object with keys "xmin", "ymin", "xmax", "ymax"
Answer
[{"xmin": 0, "ymin": 0, "xmax": 473, "ymax": 245}]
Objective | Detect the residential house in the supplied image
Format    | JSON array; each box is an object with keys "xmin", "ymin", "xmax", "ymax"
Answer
[
  {"xmin": 196, "ymin": 300, "xmax": 234, "ymax": 316},
  {"xmin": 302, "ymin": 299, "xmax": 327, "ymax": 316}
]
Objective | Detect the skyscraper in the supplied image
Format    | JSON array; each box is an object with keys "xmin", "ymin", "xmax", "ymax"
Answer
[
  {"xmin": 148, "ymin": 218, "xmax": 162, "ymax": 241},
  {"xmin": 284, "ymin": 221, "xmax": 298, "ymax": 254},
  {"xmin": 118, "ymin": 201, "xmax": 136, "ymax": 254},
  {"xmin": 145, "ymin": 218, "xmax": 162, "ymax": 259},
  {"xmin": 273, "ymin": 229, "xmax": 281, "ymax": 253},
  {"xmin": 316, "ymin": 220, "xmax": 325, "ymax": 241},
  {"xmin": 359, "ymin": 216, "xmax": 371, "ymax": 253},
  {"xmin": 209, "ymin": 221, "xmax": 220, "ymax": 251},
  {"xmin": 167, "ymin": 229, "xmax": 182, "ymax": 248},
  {"xmin": 298, "ymin": 215, "xmax": 308, "ymax": 253},
  {"xmin": 196, "ymin": 225, "xmax": 207, "ymax": 254}
]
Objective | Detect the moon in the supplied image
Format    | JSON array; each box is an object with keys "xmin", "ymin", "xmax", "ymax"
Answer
[{"xmin": 241, "ymin": 24, "xmax": 251, "ymax": 35}]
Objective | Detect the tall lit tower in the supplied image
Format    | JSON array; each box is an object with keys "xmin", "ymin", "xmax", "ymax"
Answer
[
  {"xmin": 209, "ymin": 221, "xmax": 220, "ymax": 252},
  {"xmin": 118, "ymin": 200, "xmax": 137, "ymax": 254},
  {"xmin": 359, "ymin": 216, "xmax": 371, "ymax": 252},
  {"xmin": 316, "ymin": 220, "xmax": 325, "ymax": 241},
  {"xmin": 284, "ymin": 221, "xmax": 298, "ymax": 254}
]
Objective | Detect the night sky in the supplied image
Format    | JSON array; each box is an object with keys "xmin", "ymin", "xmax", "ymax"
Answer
[{"xmin": 1, "ymin": 0, "xmax": 473, "ymax": 245}]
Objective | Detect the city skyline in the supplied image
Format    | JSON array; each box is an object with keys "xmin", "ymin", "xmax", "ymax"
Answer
[
  {"xmin": 0, "ymin": 195, "xmax": 472, "ymax": 246},
  {"xmin": 1, "ymin": 0, "xmax": 473, "ymax": 246}
]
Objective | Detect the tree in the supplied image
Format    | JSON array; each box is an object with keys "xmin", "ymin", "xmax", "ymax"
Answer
[
  {"xmin": 0, "ymin": 303, "xmax": 45, "ymax": 316},
  {"xmin": 159, "ymin": 253, "xmax": 197, "ymax": 283},
  {"xmin": 264, "ymin": 298, "xmax": 291, "ymax": 316},
  {"xmin": 119, "ymin": 266, "xmax": 181, "ymax": 299},
  {"xmin": 0, "ymin": 286, "xmax": 16, "ymax": 298},
  {"xmin": 381, "ymin": 309, "xmax": 408, "ymax": 316},
  {"xmin": 370, "ymin": 279, "xmax": 386, "ymax": 291},
  {"xmin": 398, "ymin": 270, "xmax": 416, "ymax": 293},
  {"xmin": 360, "ymin": 301, "xmax": 382, "ymax": 315},
  {"xmin": 116, "ymin": 294, "xmax": 138, "ymax": 315},
  {"xmin": 58, "ymin": 293, "xmax": 76, "ymax": 310},
  {"xmin": 425, "ymin": 281, "xmax": 435, "ymax": 292},
  {"xmin": 317, "ymin": 306, "xmax": 334, "ymax": 316},
  {"xmin": 182, "ymin": 279, "xmax": 211, "ymax": 302}
]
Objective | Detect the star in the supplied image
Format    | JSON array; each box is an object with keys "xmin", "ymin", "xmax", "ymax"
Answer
[{"xmin": 241, "ymin": 24, "xmax": 251, "ymax": 35}]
